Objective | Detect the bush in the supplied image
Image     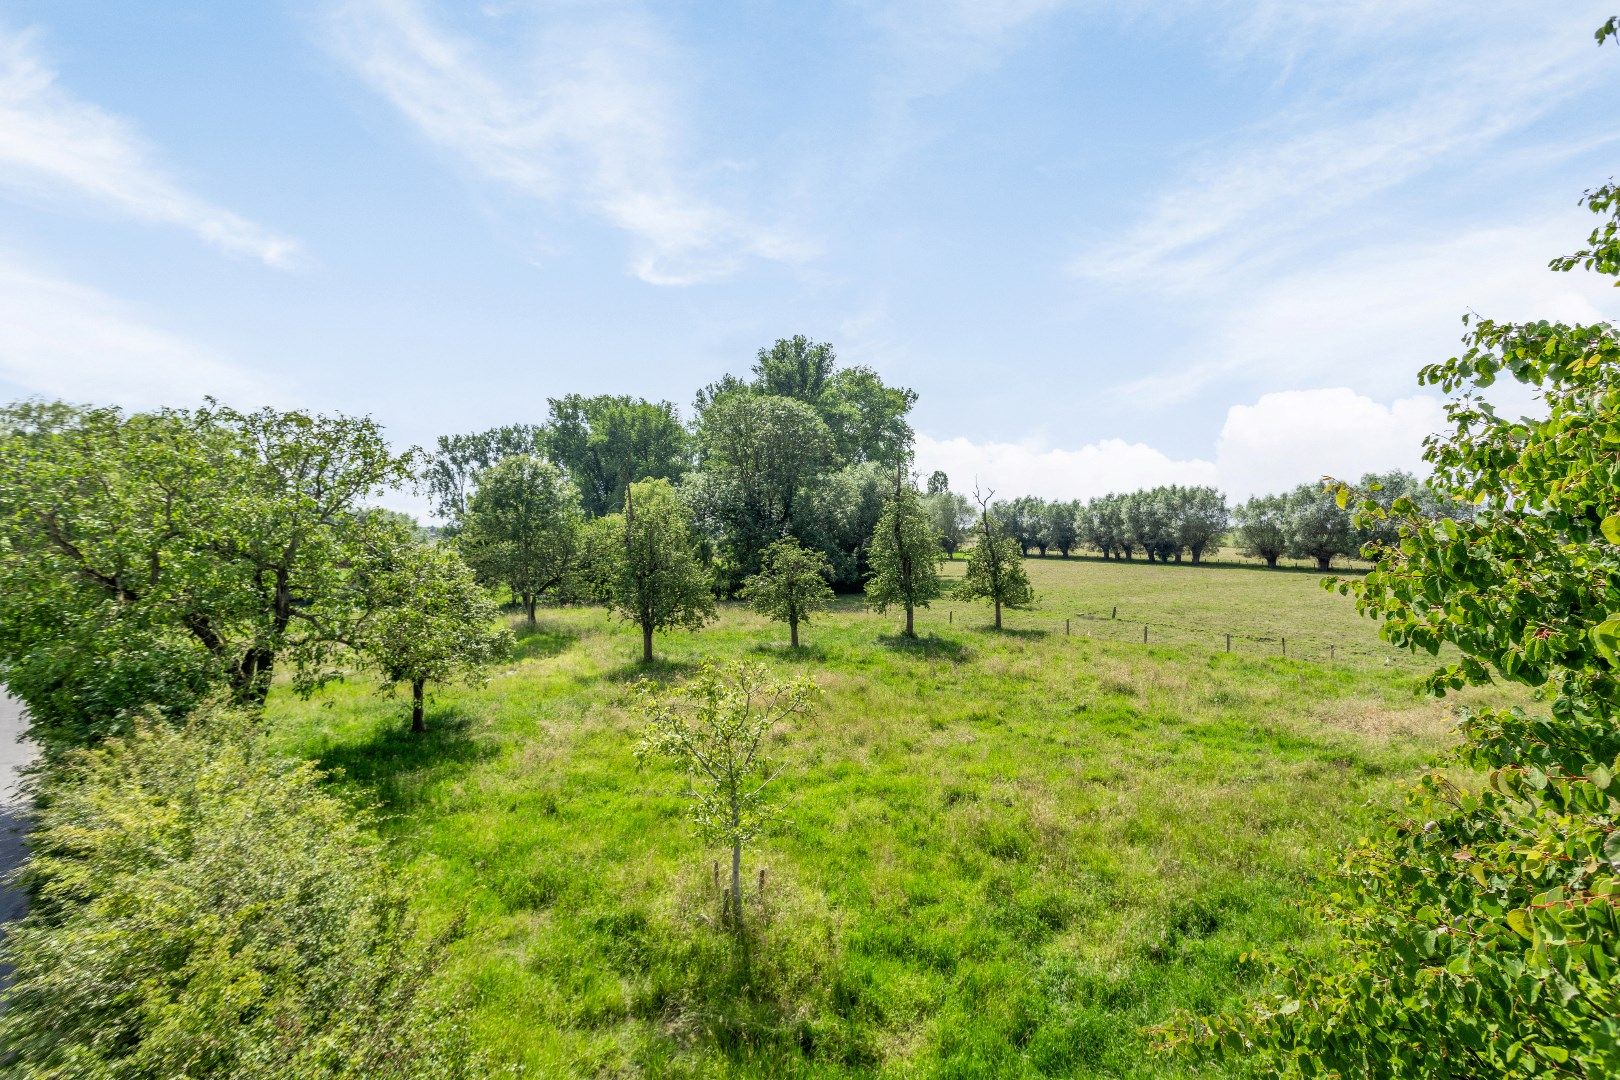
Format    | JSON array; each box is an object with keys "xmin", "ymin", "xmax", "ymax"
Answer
[{"xmin": 0, "ymin": 712, "xmax": 482, "ymax": 1079}]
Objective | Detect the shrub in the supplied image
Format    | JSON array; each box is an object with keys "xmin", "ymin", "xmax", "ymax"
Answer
[{"xmin": 0, "ymin": 712, "xmax": 482, "ymax": 1079}]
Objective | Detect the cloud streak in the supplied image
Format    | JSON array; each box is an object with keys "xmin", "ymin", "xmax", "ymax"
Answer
[
  {"xmin": 0, "ymin": 26, "xmax": 299, "ymax": 267},
  {"xmin": 326, "ymin": 0, "xmax": 810, "ymax": 285},
  {"xmin": 0, "ymin": 252, "xmax": 275, "ymax": 409}
]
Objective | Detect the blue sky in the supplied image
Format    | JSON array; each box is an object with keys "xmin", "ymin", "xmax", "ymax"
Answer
[{"xmin": 1, "ymin": 1, "xmax": 1616, "ymax": 515}]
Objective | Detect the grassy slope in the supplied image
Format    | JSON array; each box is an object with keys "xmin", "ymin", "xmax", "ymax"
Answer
[{"xmin": 267, "ymin": 556, "xmax": 1508, "ymax": 1078}]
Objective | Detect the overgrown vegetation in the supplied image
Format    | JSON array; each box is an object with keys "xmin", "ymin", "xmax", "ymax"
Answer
[{"xmin": 0, "ymin": 713, "xmax": 482, "ymax": 1079}]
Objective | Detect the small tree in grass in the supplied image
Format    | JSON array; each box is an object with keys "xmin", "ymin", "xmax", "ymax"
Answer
[
  {"xmin": 636, "ymin": 661, "xmax": 818, "ymax": 929},
  {"xmin": 865, "ymin": 469, "xmax": 945, "ymax": 637},
  {"xmin": 607, "ymin": 478, "xmax": 715, "ymax": 663},
  {"xmin": 956, "ymin": 487, "xmax": 1033, "ymax": 630},
  {"xmin": 362, "ymin": 543, "xmax": 511, "ymax": 733},
  {"xmin": 741, "ymin": 537, "xmax": 834, "ymax": 648}
]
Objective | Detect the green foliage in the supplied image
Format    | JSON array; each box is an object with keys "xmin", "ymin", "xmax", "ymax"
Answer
[
  {"xmin": 0, "ymin": 714, "xmax": 480, "ymax": 1079},
  {"xmin": 0, "ymin": 400, "xmax": 416, "ymax": 749},
  {"xmin": 740, "ymin": 537, "xmax": 835, "ymax": 647},
  {"xmin": 1234, "ymin": 493, "xmax": 1289, "ymax": 568},
  {"xmin": 865, "ymin": 476, "xmax": 945, "ymax": 636},
  {"xmin": 605, "ymin": 478, "xmax": 715, "ymax": 661},
  {"xmin": 690, "ymin": 392, "xmax": 835, "ymax": 589},
  {"xmin": 956, "ymin": 497, "xmax": 1034, "ymax": 629},
  {"xmin": 925, "ymin": 489, "xmax": 973, "ymax": 555},
  {"xmin": 360, "ymin": 542, "xmax": 512, "ymax": 732},
  {"xmin": 456, "ymin": 455, "xmax": 584, "ymax": 623},
  {"xmin": 423, "ymin": 424, "xmax": 546, "ymax": 524},
  {"xmin": 635, "ymin": 660, "xmax": 818, "ymax": 925},
  {"xmin": 545, "ymin": 394, "xmax": 688, "ymax": 517},
  {"xmin": 1160, "ymin": 104, "xmax": 1620, "ymax": 1078},
  {"xmin": 1281, "ymin": 482, "xmax": 1357, "ymax": 570}
]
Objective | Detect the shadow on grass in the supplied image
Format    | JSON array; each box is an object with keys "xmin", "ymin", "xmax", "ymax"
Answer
[
  {"xmin": 751, "ymin": 641, "xmax": 832, "ymax": 663},
  {"xmin": 604, "ymin": 656, "xmax": 703, "ymax": 685},
  {"xmin": 993, "ymin": 626, "xmax": 1051, "ymax": 640},
  {"xmin": 313, "ymin": 707, "xmax": 497, "ymax": 815},
  {"xmin": 875, "ymin": 633, "xmax": 974, "ymax": 663},
  {"xmin": 509, "ymin": 620, "xmax": 581, "ymax": 661}
]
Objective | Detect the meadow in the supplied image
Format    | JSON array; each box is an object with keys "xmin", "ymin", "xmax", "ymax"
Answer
[{"xmin": 267, "ymin": 554, "xmax": 1511, "ymax": 1078}]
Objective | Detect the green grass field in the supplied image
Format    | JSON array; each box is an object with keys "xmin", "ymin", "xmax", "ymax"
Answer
[{"xmin": 266, "ymin": 555, "xmax": 1510, "ymax": 1078}]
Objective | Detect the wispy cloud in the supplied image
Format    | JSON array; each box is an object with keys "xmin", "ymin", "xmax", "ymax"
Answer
[
  {"xmin": 1109, "ymin": 211, "xmax": 1615, "ymax": 409},
  {"xmin": 325, "ymin": 0, "xmax": 810, "ymax": 285},
  {"xmin": 0, "ymin": 252, "xmax": 275, "ymax": 408},
  {"xmin": 0, "ymin": 26, "xmax": 299, "ymax": 267},
  {"xmin": 1076, "ymin": 5, "xmax": 1614, "ymax": 290}
]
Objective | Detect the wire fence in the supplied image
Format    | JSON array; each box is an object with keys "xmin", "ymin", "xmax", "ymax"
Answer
[{"xmin": 920, "ymin": 603, "xmax": 1433, "ymax": 671}]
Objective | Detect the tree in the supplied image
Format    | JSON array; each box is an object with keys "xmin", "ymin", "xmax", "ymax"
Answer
[
  {"xmin": 1282, "ymin": 482, "xmax": 1356, "ymax": 570},
  {"xmin": 1173, "ymin": 486, "xmax": 1229, "ymax": 564},
  {"xmin": 691, "ymin": 392, "xmax": 835, "ymax": 589},
  {"xmin": 361, "ymin": 543, "xmax": 512, "ymax": 733},
  {"xmin": 926, "ymin": 469, "xmax": 950, "ymax": 496},
  {"xmin": 456, "ymin": 455, "xmax": 583, "ymax": 624},
  {"xmin": 740, "ymin": 538, "xmax": 834, "ymax": 648},
  {"xmin": 1124, "ymin": 488, "xmax": 1179, "ymax": 562},
  {"xmin": 545, "ymin": 394, "xmax": 689, "ymax": 518},
  {"xmin": 865, "ymin": 470, "xmax": 945, "ymax": 637},
  {"xmin": 924, "ymin": 490, "xmax": 973, "ymax": 556},
  {"xmin": 423, "ymin": 423, "xmax": 546, "ymax": 525},
  {"xmin": 1233, "ymin": 494, "xmax": 1288, "ymax": 568},
  {"xmin": 957, "ymin": 489, "xmax": 1034, "ymax": 629},
  {"xmin": 1162, "ymin": 42, "xmax": 1620, "ymax": 1074},
  {"xmin": 1082, "ymin": 494, "xmax": 1131, "ymax": 559},
  {"xmin": 606, "ymin": 479, "xmax": 714, "ymax": 663},
  {"xmin": 0, "ymin": 401, "xmax": 418, "ymax": 749},
  {"xmin": 635, "ymin": 661, "xmax": 818, "ymax": 931},
  {"xmin": 1040, "ymin": 500, "xmax": 1080, "ymax": 557},
  {"xmin": 994, "ymin": 496, "xmax": 1043, "ymax": 555}
]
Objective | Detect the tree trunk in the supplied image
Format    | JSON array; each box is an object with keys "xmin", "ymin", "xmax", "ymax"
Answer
[
  {"xmin": 1315, "ymin": 554, "xmax": 1332, "ymax": 571},
  {"xmin": 994, "ymin": 598, "xmax": 1002, "ymax": 630},
  {"xmin": 410, "ymin": 678, "xmax": 426, "ymax": 733},
  {"xmin": 524, "ymin": 594, "xmax": 537, "ymax": 624},
  {"xmin": 1266, "ymin": 553, "xmax": 1279, "ymax": 568},
  {"xmin": 904, "ymin": 602, "xmax": 914, "ymax": 638},
  {"xmin": 641, "ymin": 621, "xmax": 654, "ymax": 663},
  {"xmin": 1173, "ymin": 551, "xmax": 1183, "ymax": 564},
  {"xmin": 730, "ymin": 839, "xmax": 743, "ymax": 931},
  {"xmin": 1190, "ymin": 546, "xmax": 1203, "ymax": 564},
  {"xmin": 231, "ymin": 647, "xmax": 276, "ymax": 709},
  {"xmin": 790, "ymin": 613, "xmax": 800, "ymax": 648}
]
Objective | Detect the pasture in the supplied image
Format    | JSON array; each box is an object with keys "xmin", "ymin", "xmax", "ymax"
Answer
[{"xmin": 267, "ymin": 555, "xmax": 1508, "ymax": 1078}]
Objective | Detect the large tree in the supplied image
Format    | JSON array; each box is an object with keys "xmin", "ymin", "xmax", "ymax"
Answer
[
  {"xmin": 924, "ymin": 490, "xmax": 973, "ymax": 557},
  {"xmin": 423, "ymin": 424, "xmax": 546, "ymax": 525},
  {"xmin": 604, "ymin": 479, "xmax": 714, "ymax": 663},
  {"xmin": 0, "ymin": 401, "xmax": 417, "ymax": 747},
  {"xmin": 545, "ymin": 394, "xmax": 689, "ymax": 518},
  {"xmin": 1233, "ymin": 493, "xmax": 1288, "ymax": 568},
  {"xmin": 456, "ymin": 455, "xmax": 584, "ymax": 624},
  {"xmin": 865, "ymin": 471, "xmax": 945, "ymax": 637},
  {"xmin": 360, "ymin": 542, "xmax": 511, "ymax": 733},
  {"xmin": 957, "ymin": 490, "xmax": 1034, "ymax": 630},
  {"xmin": 1282, "ymin": 482, "xmax": 1357, "ymax": 570},
  {"xmin": 690, "ymin": 392, "xmax": 835, "ymax": 588},
  {"xmin": 1173, "ymin": 485, "xmax": 1229, "ymax": 564}
]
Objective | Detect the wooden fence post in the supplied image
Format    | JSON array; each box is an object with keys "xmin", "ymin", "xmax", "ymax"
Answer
[
  {"xmin": 1065, "ymin": 618, "xmax": 1070, "ymax": 636},
  {"xmin": 1143, "ymin": 624, "xmax": 1149, "ymax": 644},
  {"xmin": 1281, "ymin": 637, "xmax": 1286, "ymax": 658},
  {"xmin": 1225, "ymin": 633, "xmax": 1231, "ymax": 653}
]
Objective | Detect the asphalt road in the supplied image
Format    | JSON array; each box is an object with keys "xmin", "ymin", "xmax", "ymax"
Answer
[{"xmin": 0, "ymin": 691, "xmax": 36, "ymax": 929}]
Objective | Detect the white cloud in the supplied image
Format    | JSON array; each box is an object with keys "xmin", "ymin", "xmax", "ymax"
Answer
[
  {"xmin": 0, "ymin": 253, "xmax": 275, "ymax": 409},
  {"xmin": 0, "ymin": 26, "xmax": 299, "ymax": 267},
  {"xmin": 914, "ymin": 432, "xmax": 1217, "ymax": 501},
  {"xmin": 1112, "ymin": 213, "xmax": 1616, "ymax": 407},
  {"xmin": 326, "ymin": 0, "xmax": 810, "ymax": 285},
  {"xmin": 918, "ymin": 387, "xmax": 1453, "ymax": 501},
  {"xmin": 1212, "ymin": 388, "xmax": 1445, "ymax": 498}
]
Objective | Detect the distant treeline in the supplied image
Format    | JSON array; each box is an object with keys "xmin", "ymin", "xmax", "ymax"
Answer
[{"xmin": 936, "ymin": 473, "xmax": 1474, "ymax": 570}]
